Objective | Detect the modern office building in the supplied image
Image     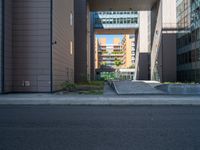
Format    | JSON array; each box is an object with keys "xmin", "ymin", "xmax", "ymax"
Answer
[
  {"xmin": 95, "ymin": 35, "xmax": 135, "ymax": 70},
  {"xmin": 90, "ymin": 11, "xmax": 139, "ymax": 79},
  {"xmin": 0, "ymin": 0, "xmax": 179, "ymax": 93},
  {"xmin": 177, "ymin": 0, "xmax": 200, "ymax": 83},
  {"xmin": 96, "ymin": 38, "xmax": 124, "ymax": 69},
  {"xmin": 150, "ymin": 0, "xmax": 177, "ymax": 82},
  {"xmin": 134, "ymin": 0, "xmax": 177, "ymax": 82},
  {"xmin": 0, "ymin": 0, "xmax": 74, "ymax": 93},
  {"xmin": 121, "ymin": 34, "xmax": 136, "ymax": 68}
]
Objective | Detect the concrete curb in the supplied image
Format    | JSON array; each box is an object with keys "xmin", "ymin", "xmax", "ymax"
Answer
[{"xmin": 0, "ymin": 95, "xmax": 200, "ymax": 105}]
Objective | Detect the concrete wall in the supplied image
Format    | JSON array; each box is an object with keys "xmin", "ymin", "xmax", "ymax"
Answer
[
  {"xmin": 52, "ymin": 0, "xmax": 74, "ymax": 91},
  {"xmin": 162, "ymin": 0, "xmax": 176, "ymax": 27},
  {"xmin": 89, "ymin": 0, "xmax": 158, "ymax": 11},
  {"xmin": 95, "ymin": 29, "xmax": 135, "ymax": 35},
  {"xmin": 135, "ymin": 11, "xmax": 150, "ymax": 80},
  {"xmin": 150, "ymin": 0, "xmax": 162, "ymax": 80},
  {"xmin": 138, "ymin": 11, "xmax": 149, "ymax": 53},
  {"xmin": 150, "ymin": 0, "xmax": 159, "ymax": 48},
  {"xmin": 12, "ymin": 0, "xmax": 51, "ymax": 92}
]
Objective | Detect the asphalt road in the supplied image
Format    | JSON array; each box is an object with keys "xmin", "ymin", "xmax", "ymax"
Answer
[{"xmin": 0, "ymin": 105, "xmax": 200, "ymax": 150}]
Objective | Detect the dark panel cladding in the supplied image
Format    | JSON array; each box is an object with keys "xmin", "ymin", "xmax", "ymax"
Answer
[
  {"xmin": 0, "ymin": 0, "xmax": 3, "ymax": 93},
  {"xmin": 138, "ymin": 53, "xmax": 150, "ymax": 80},
  {"xmin": 162, "ymin": 33, "xmax": 177, "ymax": 82},
  {"xmin": 4, "ymin": 0, "xmax": 13, "ymax": 93},
  {"xmin": 74, "ymin": 0, "xmax": 88, "ymax": 82}
]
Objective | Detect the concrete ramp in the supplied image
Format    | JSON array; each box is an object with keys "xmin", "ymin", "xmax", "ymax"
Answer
[
  {"xmin": 103, "ymin": 83, "xmax": 117, "ymax": 96},
  {"xmin": 113, "ymin": 80, "xmax": 165, "ymax": 95}
]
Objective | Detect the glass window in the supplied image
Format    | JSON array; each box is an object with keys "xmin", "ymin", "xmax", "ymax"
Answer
[
  {"xmin": 120, "ymin": 18, "xmax": 123, "ymax": 24},
  {"xmin": 70, "ymin": 41, "xmax": 73, "ymax": 55},
  {"xmin": 127, "ymin": 18, "xmax": 131, "ymax": 24},
  {"xmin": 110, "ymin": 19, "xmax": 113, "ymax": 24},
  {"xmin": 124, "ymin": 18, "xmax": 127, "ymax": 24},
  {"xmin": 102, "ymin": 19, "xmax": 106, "ymax": 24},
  {"xmin": 70, "ymin": 12, "xmax": 73, "ymax": 26},
  {"xmin": 113, "ymin": 18, "xmax": 116, "ymax": 24}
]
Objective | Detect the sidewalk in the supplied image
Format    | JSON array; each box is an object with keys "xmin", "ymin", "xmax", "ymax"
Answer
[{"xmin": 0, "ymin": 93, "xmax": 200, "ymax": 105}]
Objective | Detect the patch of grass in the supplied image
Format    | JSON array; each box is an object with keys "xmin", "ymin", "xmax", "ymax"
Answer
[
  {"xmin": 61, "ymin": 82, "xmax": 77, "ymax": 91},
  {"xmin": 79, "ymin": 90, "xmax": 103, "ymax": 95},
  {"xmin": 76, "ymin": 81, "xmax": 104, "ymax": 95},
  {"xmin": 78, "ymin": 81, "xmax": 104, "ymax": 87},
  {"xmin": 61, "ymin": 80, "xmax": 104, "ymax": 95}
]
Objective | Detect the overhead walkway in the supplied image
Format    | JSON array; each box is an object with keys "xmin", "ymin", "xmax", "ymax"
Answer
[{"xmin": 93, "ymin": 11, "xmax": 139, "ymax": 34}]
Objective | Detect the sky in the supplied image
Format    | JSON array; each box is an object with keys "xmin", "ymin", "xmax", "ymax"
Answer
[{"xmin": 96, "ymin": 34, "xmax": 123, "ymax": 44}]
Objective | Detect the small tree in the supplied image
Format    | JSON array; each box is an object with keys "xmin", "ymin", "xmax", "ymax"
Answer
[
  {"xmin": 100, "ymin": 62, "xmax": 107, "ymax": 67},
  {"xmin": 114, "ymin": 59, "xmax": 122, "ymax": 67},
  {"xmin": 129, "ymin": 64, "xmax": 135, "ymax": 69}
]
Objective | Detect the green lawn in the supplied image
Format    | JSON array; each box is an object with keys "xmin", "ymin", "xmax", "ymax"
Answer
[{"xmin": 61, "ymin": 81, "xmax": 105, "ymax": 95}]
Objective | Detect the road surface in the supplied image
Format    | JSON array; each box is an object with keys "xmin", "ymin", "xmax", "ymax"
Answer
[{"xmin": 0, "ymin": 105, "xmax": 200, "ymax": 150}]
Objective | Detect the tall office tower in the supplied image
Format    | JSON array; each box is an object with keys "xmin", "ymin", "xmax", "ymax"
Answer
[
  {"xmin": 177, "ymin": 0, "xmax": 200, "ymax": 82},
  {"xmin": 121, "ymin": 35, "xmax": 136, "ymax": 68}
]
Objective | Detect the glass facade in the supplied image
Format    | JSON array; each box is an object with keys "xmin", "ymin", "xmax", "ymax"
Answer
[
  {"xmin": 130, "ymin": 35, "xmax": 136, "ymax": 64},
  {"xmin": 177, "ymin": 0, "xmax": 200, "ymax": 82},
  {"xmin": 93, "ymin": 11, "xmax": 139, "ymax": 29}
]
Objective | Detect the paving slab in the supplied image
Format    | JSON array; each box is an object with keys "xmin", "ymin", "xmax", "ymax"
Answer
[{"xmin": 113, "ymin": 80, "xmax": 165, "ymax": 95}]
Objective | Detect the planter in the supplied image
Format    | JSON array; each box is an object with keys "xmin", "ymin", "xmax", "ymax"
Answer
[{"xmin": 155, "ymin": 84, "xmax": 200, "ymax": 94}]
